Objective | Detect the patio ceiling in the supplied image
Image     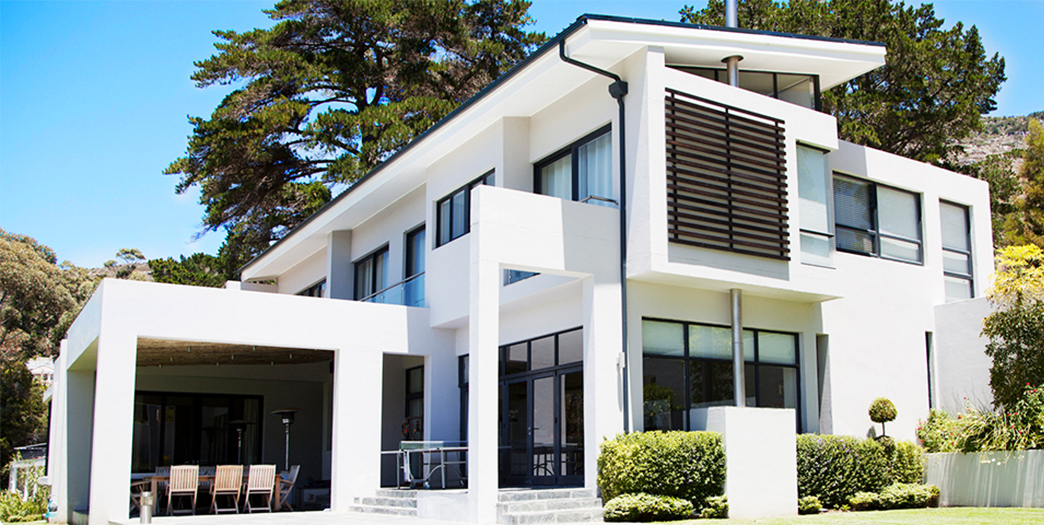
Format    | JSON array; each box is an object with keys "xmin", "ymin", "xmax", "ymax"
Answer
[{"xmin": 136, "ymin": 338, "xmax": 333, "ymax": 367}]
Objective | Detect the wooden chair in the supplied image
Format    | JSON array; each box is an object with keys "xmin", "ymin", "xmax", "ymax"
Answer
[
  {"xmin": 129, "ymin": 479, "xmax": 149, "ymax": 515},
  {"xmin": 166, "ymin": 465, "xmax": 199, "ymax": 515},
  {"xmin": 277, "ymin": 465, "xmax": 300, "ymax": 511},
  {"xmin": 243, "ymin": 464, "xmax": 276, "ymax": 513},
  {"xmin": 210, "ymin": 465, "xmax": 243, "ymax": 514}
]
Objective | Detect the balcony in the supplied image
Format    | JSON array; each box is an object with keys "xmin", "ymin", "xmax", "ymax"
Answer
[{"xmin": 361, "ymin": 273, "xmax": 425, "ymax": 307}]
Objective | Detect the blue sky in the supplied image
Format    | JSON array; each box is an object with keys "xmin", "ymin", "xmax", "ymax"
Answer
[{"xmin": 2, "ymin": 0, "xmax": 1041, "ymax": 268}]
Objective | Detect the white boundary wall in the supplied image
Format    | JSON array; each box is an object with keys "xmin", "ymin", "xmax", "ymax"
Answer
[{"xmin": 925, "ymin": 450, "xmax": 1044, "ymax": 507}]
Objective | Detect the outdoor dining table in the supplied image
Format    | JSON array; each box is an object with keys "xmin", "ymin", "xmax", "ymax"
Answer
[{"xmin": 143, "ymin": 471, "xmax": 289, "ymax": 512}]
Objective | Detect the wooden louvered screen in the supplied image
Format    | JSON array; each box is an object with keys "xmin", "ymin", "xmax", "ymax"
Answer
[{"xmin": 665, "ymin": 88, "xmax": 790, "ymax": 260}]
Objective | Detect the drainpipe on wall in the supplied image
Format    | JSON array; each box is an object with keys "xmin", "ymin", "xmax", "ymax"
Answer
[
  {"xmin": 558, "ymin": 38, "xmax": 632, "ymax": 432},
  {"xmin": 723, "ymin": 0, "xmax": 743, "ymax": 87},
  {"xmin": 731, "ymin": 288, "xmax": 746, "ymax": 407}
]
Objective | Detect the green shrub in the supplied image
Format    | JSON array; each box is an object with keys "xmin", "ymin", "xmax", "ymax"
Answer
[
  {"xmin": 848, "ymin": 484, "xmax": 939, "ymax": 511},
  {"xmin": 796, "ymin": 434, "xmax": 889, "ymax": 508},
  {"xmin": 919, "ymin": 386, "xmax": 1044, "ymax": 453},
  {"xmin": 603, "ymin": 493, "xmax": 694, "ymax": 522},
  {"xmin": 917, "ymin": 409, "xmax": 960, "ymax": 452},
  {"xmin": 0, "ymin": 488, "xmax": 49, "ymax": 523},
  {"xmin": 869, "ymin": 397, "xmax": 897, "ymax": 436},
  {"xmin": 887, "ymin": 440, "xmax": 925, "ymax": 483},
  {"xmin": 598, "ymin": 431, "xmax": 725, "ymax": 504},
  {"xmin": 700, "ymin": 496, "xmax": 728, "ymax": 519},
  {"xmin": 847, "ymin": 491, "xmax": 879, "ymax": 511},
  {"xmin": 797, "ymin": 496, "xmax": 821, "ymax": 515}
]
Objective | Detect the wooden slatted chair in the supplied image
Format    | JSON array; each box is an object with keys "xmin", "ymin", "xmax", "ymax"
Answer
[
  {"xmin": 209, "ymin": 465, "xmax": 243, "ymax": 514},
  {"xmin": 277, "ymin": 465, "xmax": 300, "ymax": 511},
  {"xmin": 166, "ymin": 465, "xmax": 199, "ymax": 515},
  {"xmin": 243, "ymin": 464, "xmax": 276, "ymax": 513}
]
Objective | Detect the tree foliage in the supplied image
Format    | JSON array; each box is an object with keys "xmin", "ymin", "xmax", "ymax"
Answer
[
  {"xmin": 999, "ymin": 120, "xmax": 1044, "ymax": 247},
  {"xmin": 149, "ymin": 236, "xmax": 253, "ymax": 288},
  {"xmin": 167, "ymin": 0, "xmax": 544, "ymax": 253},
  {"xmin": 0, "ymin": 356, "xmax": 49, "ymax": 472},
  {"xmin": 680, "ymin": 0, "xmax": 1005, "ymax": 164},
  {"xmin": 0, "ymin": 230, "xmax": 76, "ymax": 356},
  {"xmin": 982, "ymin": 245, "xmax": 1044, "ymax": 408}
]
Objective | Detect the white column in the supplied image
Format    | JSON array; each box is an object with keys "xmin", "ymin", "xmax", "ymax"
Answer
[
  {"xmin": 330, "ymin": 347, "xmax": 382, "ymax": 510},
  {"xmin": 467, "ymin": 257, "xmax": 499, "ymax": 523},
  {"xmin": 327, "ymin": 230, "xmax": 353, "ymax": 300},
  {"xmin": 581, "ymin": 277, "xmax": 625, "ymax": 489},
  {"xmin": 86, "ymin": 331, "xmax": 136, "ymax": 525}
]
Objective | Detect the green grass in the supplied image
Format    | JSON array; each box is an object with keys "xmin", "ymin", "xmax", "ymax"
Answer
[{"xmin": 670, "ymin": 507, "xmax": 1044, "ymax": 524}]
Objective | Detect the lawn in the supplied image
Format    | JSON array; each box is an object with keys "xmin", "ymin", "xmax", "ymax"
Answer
[{"xmin": 677, "ymin": 507, "xmax": 1044, "ymax": 524}]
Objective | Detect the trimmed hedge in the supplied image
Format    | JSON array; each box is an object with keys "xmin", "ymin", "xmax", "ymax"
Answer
[
  {"xmin": 603, "ymin": 493, "xmax": 694, "ymax": 522},
  {"xmin": 598, "ymin": 431, "xmax": 725, "ymax": 505},
  {"xmin": 796, "ymin": 434, "xmax": 926, "ymax": 509},
  {"xmin": 797, "ymin": 496, "xmax": 821, "ymax": 515},
  {"xmin": 848, "ymin": 483, "xmax": 940, "ymax": 511},
  {"xmin": 888, "ymin": 440, "xmax": 926, "ymax": 484}
]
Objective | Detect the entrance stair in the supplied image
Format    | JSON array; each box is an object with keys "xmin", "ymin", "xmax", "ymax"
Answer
[
  {"xmin": 349, "ymin": 487, "xmax": 603, "ymax": 523},
  {"xmin": 349, "ymin": 489, "xmax": 418, "ymax": 517}
]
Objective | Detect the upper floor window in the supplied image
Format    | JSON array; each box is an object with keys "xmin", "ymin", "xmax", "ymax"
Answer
[
  {"xmin": 354, "ymin": 246, "xmax": 388, "ymax": 300},
  {"xmin": 404, "ymin": 226, "xmax": 426, "ymax": 307},
  {"xmin": 437, "ymin": 171, "xmax": 495, "ymax": 247},
  {"xmin": 535, "ymin": 126, "xmax": 615, "ymax": 207},
  {"xmin": 671, "ymin": 66, "xmax": 821, "ymax": 111},
  {"xmin": 940, "ymin": 201, "xmax": 974, "ymax": 301},
  {"xmin": 833, "ymin": 174, "xmax": 922, "ymax": 264},
  {"xmin": 797, "ymin": 145, "xmax": 832, "ymax": 267},
  {"xmin": 297, "ymin": 279, "xmax": 326, "ymax": 298}
]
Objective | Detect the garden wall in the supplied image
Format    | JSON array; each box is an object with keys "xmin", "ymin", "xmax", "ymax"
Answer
[{"xmin": 925, "ymin": 450, "xmax": 1044, "ymax": 507}]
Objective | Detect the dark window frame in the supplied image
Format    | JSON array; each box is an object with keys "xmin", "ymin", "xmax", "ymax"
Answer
[
  {"xmin": 833, "ymin": 173, "xmax": 924, "ymax": 265},
  {"xmin": 435, "ymin": 171, "xmax": 495, "ymax": 248},
  {"xmin": 353, "ymin": 244, "xmax": 390, "ymax": 300},
  {"xmin": 297, "ymin": 279, "xmax": 326, "ymax": 298},
  {"xmin": 940, "ymin": 200, "xmax": 974, "ymax": 299},
  {"xmin": 670, "ymin": 66, "xmax": 822, "ymax": 111},
  {"xmin": 641, "ymin": 317, "xmax": 802, "ymax": 431},
  {"xmin": 404, "ymin": 365, "xmax": 424, "ymax": 441},
  {"xmin": 499, "ymin": 326, "xmax": 584, "ymax": 377},
  {"xmin": 404, "ymin": 224, "xmax": 426, "ymax": 279},
  {"xmin": 533, "ymin": 125, "xmax": 614, "ymax": 205}
]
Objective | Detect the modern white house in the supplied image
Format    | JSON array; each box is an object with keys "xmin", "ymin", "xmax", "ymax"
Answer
[{"xmin": 45, "ymin": 14, "xmax": 994, "ymax": 525}]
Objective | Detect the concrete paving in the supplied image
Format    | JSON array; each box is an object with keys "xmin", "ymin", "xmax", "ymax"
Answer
[{"xmin": 117, "ymin": 511, "xmax": 472, "ymax": 525}]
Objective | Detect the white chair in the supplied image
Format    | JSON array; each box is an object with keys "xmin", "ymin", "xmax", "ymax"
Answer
[
  {"xmin": 277, "ymin": 465, "xmax": 300, "ymax": 511},
  {"xmin": 167, "ymin": 465, "xmax": 199, "ymax": 515},
  {"xmin": 243, "ymin": 464, "xmax": 276, "ymax": 513}
]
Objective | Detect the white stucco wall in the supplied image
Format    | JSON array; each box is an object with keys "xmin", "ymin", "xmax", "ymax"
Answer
[{"xmin": 933, "ymin": 297, "xmax": 994, "ymax": 411}]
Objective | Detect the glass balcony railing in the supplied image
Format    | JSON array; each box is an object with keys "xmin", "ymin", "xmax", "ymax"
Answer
[{"xmin": 361, "ymin": 273, "xmax": 425, "ymax": 307}]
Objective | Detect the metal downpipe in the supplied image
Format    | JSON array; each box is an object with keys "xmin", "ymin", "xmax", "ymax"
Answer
[{"xmin": 731, "ymin": 288, "xmax": 746, "ymax": 407}]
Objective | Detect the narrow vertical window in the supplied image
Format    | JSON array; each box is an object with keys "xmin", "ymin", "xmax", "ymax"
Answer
[
  {"xmin": 436, "ymin": 171, "xmax": 495, "ymax": 247},
  {"xmin": 797, "ymin": 145, "xmax": 832, "ymax": 267},
  {"xmin": 940, "ymin": 201, "xmax": 974, "ymax": 301},
  {"xmin": 354, "ymin": 247, "xmax": 389, "ymax": 301},
  {"xmin": 404, "ymin": 226, "xmax": 426, "ymax": 307}
]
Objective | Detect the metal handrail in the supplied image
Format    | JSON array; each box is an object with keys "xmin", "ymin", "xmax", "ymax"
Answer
[{"xmin": 360, "ymin": 272, "xmax": 424, "ymax": 305}]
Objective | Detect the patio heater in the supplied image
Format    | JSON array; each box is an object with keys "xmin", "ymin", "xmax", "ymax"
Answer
[
  {"xmin": 271, "ymin": 409, "xmax": 300, "ymax": 471},
  {"xmin": 229, "ymin": 420, "xmax": 248, "ymax": 464}
]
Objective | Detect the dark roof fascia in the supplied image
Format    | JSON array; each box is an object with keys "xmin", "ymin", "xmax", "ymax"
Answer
[
  {"xmin": 240, "ymin": 16, "xmax": 593, "ymax": 275},
  {"xmin": 242, "ymin": 13, "xmax": 884, "ymax": 275},
  {"xmin": 582, "ymin": 13, "xmax": 886, "ymax": 48}
]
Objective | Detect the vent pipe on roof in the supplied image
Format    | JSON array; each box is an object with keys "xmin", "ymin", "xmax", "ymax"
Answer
[{"xmin": 723, "ymin": 0, "xmax": 742, "ymax": 87}]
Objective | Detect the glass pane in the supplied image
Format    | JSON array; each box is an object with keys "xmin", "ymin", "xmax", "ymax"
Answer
[
  {"xmin": 438, "ymin": 199, "xmax": 451, "ymax": 246},
  {"xmin": 757, "ymin": 366, "xmax": 798, "ymax": 409},
  {"xmin": 881, "ymin": 236, "xmax": 921, "ymax": 263},
  {"xmin": 643, "ymin": 357, "xmax": 685, "ymax": 431},
  {"xmin": 945, "ymin": 276, "xmax": 974, "ymax": 302},
  {"xmin": 451, "ymin": 190, "xmax": 468, "ymax": 240},
  {"xmin": 943, "ymin": 250, "xmax": 971, "ymax": 275},
  {"xmin": 355, "ymin": 258, "xmax": 373, "ymax": 298},
  {"xmin": 833, "ymin": 176, "xmax": 873, "ymax": 230},
  {"xmin": 801, "ymin": 232, "xmax": 833, "ymax": 267},
  {"xmin": 504, "ymin": 344, "xmax": 527, "ymax": 375},
  {"xmin": 578, "ymin": 132, "xmax": 613, "ymax": 206},
  {"xmin": 797, "ymin": 146, "xmax": 830, "ymax": 233},
  {"xmin": 940, "ymin": 202, "xmax": 970, "ymax": 251},
  {"xmin": 374, "ymin": 250, "xmax": 389, "ymax": 290},
  {"xmin": 758, "ymin": 332, "xmax": 797, "ymax": 365},
  {"xmin": 459, "ymin": 355, "xmax": 469, "ymax": 386},
  {"xmin": 836, "ymin": 226, "xmax": 876, "ymax": 255},
  {"xmin": 505, "ymin": 381, "xmax": 528, "ymax": 477},
  {"xmin": 643, "ymin": 320, "xmax": 684, "ymax": 357},
  {"xmin": 132, "ymin": 394, "xmax": 164, "ymax": 472},
  {"xmin": 742, "ymin": 329, "xmax": 754, "ymax": 363},
  {"xmin": 531, "ymin": 336, "xmax": 555, "ymax": 370},
  {"xmin": 560, "ymin": 371, "xmax": 584, "ymax": 477},
  {"xmin": 558, "ymin": 329, "xmax": 583, "ymax": 365},
  {"xmin": 689, "ymin": 324, "xmax": 732, "ymax": 360},
  {"xmin": 166, "ymin": 395, "xmax": 194, "ymax": 465},
  {"xmin": 532, "ymin": 376, "xmax": 555, "ymax": 480},
  {"xmin": 404, "ymin": 272, "xmax": 424, "ymax": 307},
  {"xmin": 878, "ymin": 186, "xmax": 921, "ymax": 240},
  {"xmin": 689, "ymin": 360, "xmax": 734, "ymax": 408},
  {"xmin": 406, "ymin": 228, "xmax": 425, "ymax": 276},
  {"xmin": 737, "ymin": 70, "xmax": 774, "ymax": 96},
  {"xmin": 777, "ymin": 74, "xmax": 813, "ymax": 109},
  {"xmin": 407, "ymin": 367, "xmax": 424, "ymax": 394},
  {"xmin": 199, "ymin": 397, "xmax": 229, "ymax": 465},
  {"xmin": 540, "ymin": 155, "xmax": 572, "ymax": 199}
]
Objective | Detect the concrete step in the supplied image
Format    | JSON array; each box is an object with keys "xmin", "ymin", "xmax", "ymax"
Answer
[
  {"xmin": 498, "ymin": 497, "xmax": 602, "ymax": 514},
  {"xmin": 375, "ymin": 488, "xmax": 418, "ymax": 499},
  {"xmin": 348, "ymin": 504, "xmax": 418, "ymax": 517},
  {"xmin": 499, "ymin": 508, "xmax": 603, "ymax": 525},
  {"xmin": 357, "ymin": 496, "xmax": 418, "ymax": 508},
  {"xmin": 497, "ymin": 488, "xmax": 596, "ymax": 502}
]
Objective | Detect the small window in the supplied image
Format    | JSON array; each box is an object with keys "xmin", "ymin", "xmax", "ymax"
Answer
[
  {"xmin": 436, "ymin": 171, "xmax": 495, "ymax": 247},
  {"xmin": 405, "ymin": 226, "xmax": 426, "ymax": 307},
  {"xmin": 833, "ymin": 174, "xmax": 922, "ymax": 264},
  {"xmin": 535, "ymin": 127, "xmax": 615, "ymax": 206},
  {"xmin": 940, "ymin": 201, "xmax": 974, "ymax": 301},
  {"xmin": 297, "ymin": 279, "xmax": 326, "ymax": 298},
  {"xmin": 504, "ymin": 269, "xmax": 538, "ymax": 285},
  {"xmin": 797, "ymin": 145, "xmax": 832, "ymax": 267},
  {"xmin": 354, "ymin": 247, "xmax": 389, "ymax": 300}
]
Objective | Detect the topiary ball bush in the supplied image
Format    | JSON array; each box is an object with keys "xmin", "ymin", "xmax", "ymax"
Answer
[
  {"xmin": 598, "ymin": 431, "xmax": 725, "ymax": 504},
  {"xmin": 797, "ymin": 496, "xmax": 821, "ymax": 515},
  {"xmin": 869, "ymin": 397, "xmax": 898, "ymax": 436},
  {"xmin": 603, "ymin": 493, "xmax": 694, "ymax": 522}
]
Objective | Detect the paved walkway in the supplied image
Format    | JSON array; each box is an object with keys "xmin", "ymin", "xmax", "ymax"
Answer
[{"xmin": 117, "ymin": 511, "xmax": 472, "ymax": 525}]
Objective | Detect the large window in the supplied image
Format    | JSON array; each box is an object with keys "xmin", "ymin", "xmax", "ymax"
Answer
[
  {"xmin": 132, "ymin": 392, "xmax": 262, "ymax": 472},
  {"xmin": 797, "ymin": 145, "xmax": 832, "ymax": 267},
  {"xmin": 833, "ymin": 174, "xmax": 923, "ymax": 264},
  {"xmin": 436, "ymin": 171, "xmax": 495, "ymax": 247},
  {"xmin": 642, "ymin": 319, "xmax": 800, "ymax": 431},
  {"xmin": 535, "ymin": 127, "xmax": 615, "ymax": 207},
  {"xmin": 354, "ymin": 246, "xmax": 389, "ymax": 300},
  {"xmin": 940, "ymin": 201, "xmax": 974, "ymax": 301},
  {"xmin": 671, "ymin": 66, "xmax": 821, "ymax": 111}
]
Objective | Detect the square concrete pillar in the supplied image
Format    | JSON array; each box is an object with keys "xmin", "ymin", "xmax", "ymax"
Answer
[
  {"xmin": 693, "ymin": 407, "xmax": 797, "ymax": 519},
  {"xmin": 467, "ymin": 256, "xmax": 499, "ymax": 523},
  {"xmin": 327, "ymin": 230, "xmax": 353, "ymax": 300},
  {"xmin": 330, "ymin": 347, "xmax": 382, "ymax": 510},
  {"xmin": 64, "ymin": 363, "xmax": 95, "ymax": 523},
  {"xmin": 86, "ymin": 331, "xmax": 137, "ymax": 525},
  {"xmin": 581, "ymin": 277, "xmax": 625, "ymax": 489}
]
